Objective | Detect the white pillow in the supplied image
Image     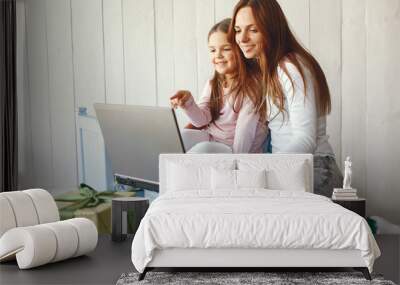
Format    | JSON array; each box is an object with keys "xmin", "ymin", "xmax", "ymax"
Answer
[
  {"xmin": 211, "ymin": 168, "xmax": 236, "ymax": 190},
  {"xmin": 211, "ymin": 168, "xmax": 267, "ymax": 190},
  {"xmin": 238, "ymin": 158, "xmax": 309, "ymax": 192},
  {"xmin": 266, "ymin": 162, "xmax": 307, "ymax": 191},
  {"xmin": 167, "ymin": 160, "xmax": 235, "ymax": 192},
  {"xmin": 237, "ymin": 169, "xmax": 267, "ymax": 189}
]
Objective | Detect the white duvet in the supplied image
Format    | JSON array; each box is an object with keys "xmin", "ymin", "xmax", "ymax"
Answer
[{"xmin": 131, "ymin": 190, "xmax": 380, "ymax": 273}]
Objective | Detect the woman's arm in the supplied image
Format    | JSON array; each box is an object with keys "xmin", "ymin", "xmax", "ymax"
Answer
[
  {"xmin": 233, "ymin": 98, "xmax": 261, "ymax": 153},
  {"xmin": 276, "ymin": 63, "xmax": 317, "ymax": 153}
]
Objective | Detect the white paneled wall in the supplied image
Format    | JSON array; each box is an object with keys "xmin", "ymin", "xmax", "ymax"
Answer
[
  {"xmin": 71, "ymin": 0, "xmax": 106, "ymax": 116},
  {"xmin": 45, "ymin": 0, "xmax": 78, "ymax": 191},
  {"xmin": 155, "ymin": 0, "xmax": 175, "ymax": 107},
  {"xmin": 195, "ymin": 0, "xmax": 215, "ymax": 98},
  {"xmin": 103, "ymin": 0, "xmax": 125, "ymax": 105},
  {"xmin": 123, "ymin": 0, "xmax": 157, "ymax": 106},
  {"xmin": 279, "ymin": 0, "xmax": 310, "ymax": 49},
  {"xmin": 215, "ymin": 0, "xmax": 237, "ymax": 21},
  {"xmin": 18, "ymin": 0, "xmax": 400, "ymax": 223},
  {"xmin": 16, "ymin": 0, "xmax": 32, "ymax": 190},
  {"xmin": 25, "ymin": 0, "xmax": 53, "ymax": 188},
  {"xmin": 364, "ymin": 0, "xmax": 400, "ymax": 224},
  {"xmin": 309, "ymin": 0, "xmax": 342, "ymax": 167},
  {"xmin": 342, "ymin": 0, "xmax": 367, "ymax": 198}
]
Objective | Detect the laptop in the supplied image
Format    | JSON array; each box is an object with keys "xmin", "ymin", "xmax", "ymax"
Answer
[{"xmin": 94, "ymin": 103, "xmax": 186, "ymax": 191}]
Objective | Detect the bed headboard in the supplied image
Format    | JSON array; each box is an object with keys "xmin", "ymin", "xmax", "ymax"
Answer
[{"xmin": 159, "ymin": 154, "xmax": 313, "ymax": 195}]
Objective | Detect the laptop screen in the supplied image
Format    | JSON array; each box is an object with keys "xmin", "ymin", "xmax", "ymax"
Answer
[{"xmin": 94, "ymin": 103, "xmax": 185, "ymax": 184}]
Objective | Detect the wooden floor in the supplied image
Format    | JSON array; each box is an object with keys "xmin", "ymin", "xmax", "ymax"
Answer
[
  {"xmin": 0, "ymin": 235, "xmax": 134, "ymax": 285},
  {"xmin": 1, "ymin": 234, "xmax": 398, "ymax": 284}
]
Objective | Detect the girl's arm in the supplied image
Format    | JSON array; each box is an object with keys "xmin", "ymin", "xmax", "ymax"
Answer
[
  {"xmin": 233, "ymin": 98, "xmax": 261, "ymax": 153},
  {"xmin": 181, "ymin": 81, "xmax": 212, "ymax": 128},
  {"xmin": 277, "ymin": 62, "xmax": 317, "ymax": 153}
]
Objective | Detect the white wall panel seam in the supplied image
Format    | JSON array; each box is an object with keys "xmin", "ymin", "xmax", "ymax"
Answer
[
  {"xmin": 100, "ymin": 0, "xmax": 108, "ymax": 104},
  {"xmin": 364, "ymin": 1, "xmax": 369, "ymax": 202},
  {"xmin": 18, "ymin": 1, "xmax": 34, "ymax": 188},
  {"xmin": 172, "ymin": 0, "xmax": 176, "ymax": 91},
  {"xmin": 101, "ymin": 0, "xmax": 108, "ymax": 104},
  {"xmin": 308, "ymin": 0, "xmax": 311, "ymax": 49},
  {"xmin": 23, "ymin": 2, "xmax": 34, "ymax": 179},
  {"xmin": 44, "ymin": 0, "xmax": 55, "ymax": 189},
  {"xmin": 336, "ymin": 0, "xmax": 343, "ymax": 163},
  {"xmin": 120, "ymin": 0, "xmax": 126, "ymax": 104},
  {"xmin": 103, "ymin": 0, "xmax": 125, "ymax": 105},
  {"xmin": 214, "ymin": 0, "xmax": 216, "ymax": 23},
  {"xmin": 69, "ymin": 0, "xmax": 81, "ymax": 184},
  {"xmin": 363, "ymin": 2, "xmax": 368, "ymax": 202},
  {"xmin": 154, "ymin": 0, "xmax": 174, "ymax": 106},
  {"xmin": 46, "ymin": 0, "xmax": 79, "ymax": 190},
  {"xmin": 173, "ymin": 1, "xmax": 175, "ymax": 92},
  {"xmin": 153, "ymin": 0, "xmax": 159, "ymax": 106},
  {"xmin": 340, "ymin": 0, "xmax": 344, "ymax": 167},
  {"xmin": 364, "ymin": 0, "xmax": 368, "ymax": 203},
  {"xmin": 339, "ymin": 0, "xmax": 343, "ymax": 165},
  {"xmin": 194, "ymin": 3, "xmax": 198, "ymax": 99}
]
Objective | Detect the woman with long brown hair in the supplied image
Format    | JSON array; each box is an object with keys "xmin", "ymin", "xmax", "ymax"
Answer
[{"xmin": 229, "ymin": 0, "xmax": 342, "ymax": 196}]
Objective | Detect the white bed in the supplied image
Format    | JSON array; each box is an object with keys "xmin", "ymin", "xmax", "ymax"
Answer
[{"xmin": 131, "ymin": 154, "xmax": 380, "ymax": 280}]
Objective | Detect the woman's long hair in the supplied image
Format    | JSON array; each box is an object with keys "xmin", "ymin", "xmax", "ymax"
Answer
[
  {"xmin": 228, "ymin": 0, "xmax": 331, "ymax": 118},
  {"xmin": 208, "ymin": 18, "xmax": 263, "ymax": 124}
]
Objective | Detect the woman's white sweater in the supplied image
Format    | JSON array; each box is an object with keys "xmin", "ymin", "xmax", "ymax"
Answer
[{"xmin": 267, "ymin": 61, "xmax": 334, "ymax": 157}]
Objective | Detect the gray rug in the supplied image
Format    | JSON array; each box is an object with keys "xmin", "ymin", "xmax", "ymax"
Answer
[{"xmin": 116, "ymin": 271, "xmax": 396, "ymax": 285}]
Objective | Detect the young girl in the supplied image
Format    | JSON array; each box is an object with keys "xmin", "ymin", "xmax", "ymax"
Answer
[
  {"xmin": 170, "ymin": 18, "xmax": 267, "ymax": 153},
  {"xmin": 230, "ymin": 0, "xmax": 342, "ymax": 196}
]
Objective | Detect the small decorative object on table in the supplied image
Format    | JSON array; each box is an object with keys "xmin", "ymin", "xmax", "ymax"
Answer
[
  {"xmin": 332, "ymin": 156, "xmax": 358, "ymax": 200},
  {"xmin": 343, "ymin": 156, "xmax": 352, "ymax": 189},
  {"xmin": 332, "ymin": 157, "xmax": 365, "ymax": 217},
  {"xmin": 112, "ymin": 197, "xmax": 149, "ymax": 242}
]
